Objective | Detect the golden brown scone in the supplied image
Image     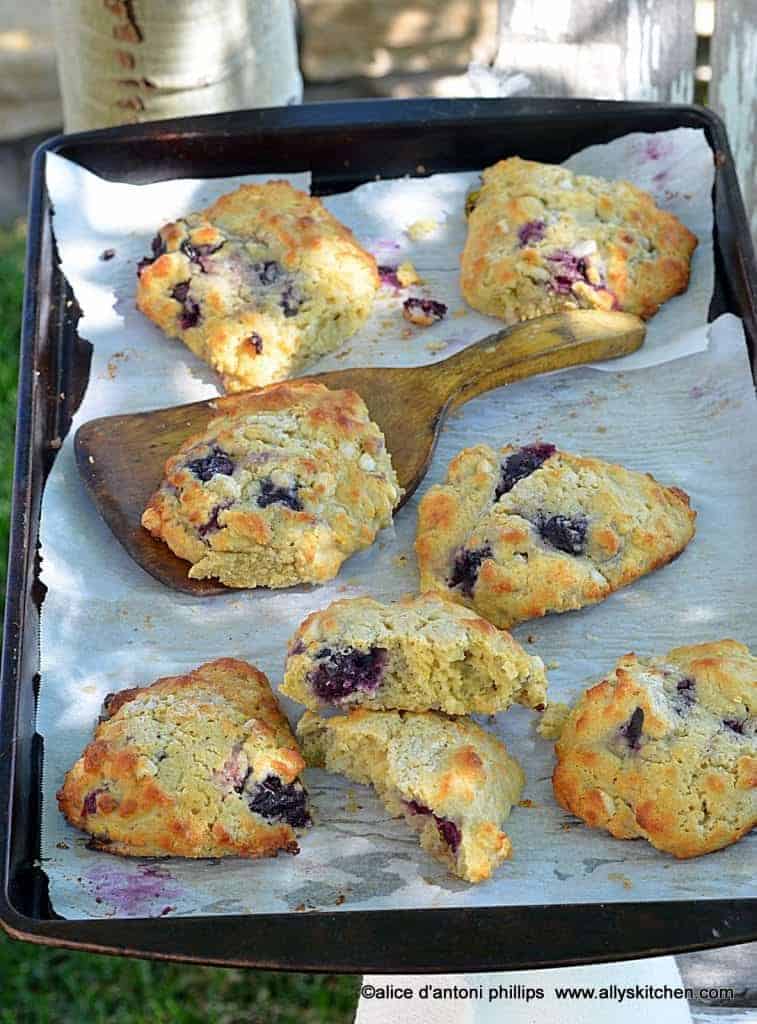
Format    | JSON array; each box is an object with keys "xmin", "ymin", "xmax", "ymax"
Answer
[
  {"xmin": 461, "ymin": 156, "xmax": 697, "ymax": 323},
  {"xmin": 135, "ymin": 181, "xmax": 378, "ymax": 392},
  {"xmin": 141, "ymin": 380, "xmax": 401, "ymax": 588},
  {"xmin": 416, "ymin": 443, "xmax": 696, "ymax": 628},
  {"xmin": 57, "ymin": 658, "xmax": 311, "ymax": 859},
  {"xmin": 298, "ymin": 708, "xmax": 524, "ymax": 883},
  {"xmin": 281, "ymin": 592, "xmax": 547, "ymax": 714},
  {"xmin": 553, "ymin": 641, "xmax": 756, "ymax": 858}
]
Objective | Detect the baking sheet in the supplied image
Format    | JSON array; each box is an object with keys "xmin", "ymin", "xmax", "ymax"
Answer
[{"xmin": 37, "ymin": 130, "xmax": 754, "ymax": 919}]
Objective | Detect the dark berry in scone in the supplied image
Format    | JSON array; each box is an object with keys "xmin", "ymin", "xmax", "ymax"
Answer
[
  {"xmin": 281, "ymin": 592, "xmax": 547, "ymax": 714},
  {"xmin": 298, "ymin": 708, "xmax": 524, "ymax": 883},
  {"xmin": 136, "ymin": 181, "xmax": 378, "ymax": 392},
  {"xmin": 553, "ymin": 641, "xmax": 757, "ymax": 858},
  {"xmin": 141, "ymin": 380, "xmax": 401, "ymax": 588},
  {"xmin": 57, "ymin": 658, "xmax": 311, "ymax": 858},
  {"xmin": 461, "ymin": 156, "xmax": 697, "ymax": 323},
  {"xmin": 416, "ymin": 443, "xmax": 696, "ymax": 628}
]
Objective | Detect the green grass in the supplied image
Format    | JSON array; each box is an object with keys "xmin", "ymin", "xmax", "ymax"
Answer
[
  {"xmin": 0, "ymin": 224, "xmax": 360, "ymax": 1022},
  {"xmin": 0, "ymin": 224, "xmax": 25, "ymax": 614}
]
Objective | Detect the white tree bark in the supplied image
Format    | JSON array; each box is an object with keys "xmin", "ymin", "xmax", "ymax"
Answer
[
  {"xmin": 495, "ymin": 0, "xmax": 696, "ymax": 103},
  {"xmin": 709, "ymin": 0, "xmax": 757, "ymax": 238},
  {"xmin": 51, "ymin": 0, "xmax": 302, "ymax": 133}
]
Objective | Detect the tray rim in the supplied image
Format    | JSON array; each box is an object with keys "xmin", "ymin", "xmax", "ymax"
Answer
[{"xmin": 2, "ymin": 96, "xmax": 756, "ymax": 972}]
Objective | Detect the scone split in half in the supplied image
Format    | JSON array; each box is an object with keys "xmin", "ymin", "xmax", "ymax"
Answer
[
  {"xmin": 461, "ymin": 156, "xmax": 697, "ymax": 323},
  {"xmin": 416, "ymin": 443, "xmax": 696, "ymax": 628},
  {"xmin": 57, "ymin": 658, "xmax": 311, "ymax": 859},
  {"xmin": 553, "ymin": 640, "xmax": 756, "ymax": 858},
  {"xmin": 282, "ymin": 592, "xmax": 547, "ymax": 714},
  {"xmin": 142, "ymin": 380, "xmax": 402, "ymax": 588},
  {"xmin": 298, "ymin": 709, "xmax": 525, "ymax": 883},
  {"xmin": 136, "ymin": 181, "xmax": 378, "ymax": 392}
]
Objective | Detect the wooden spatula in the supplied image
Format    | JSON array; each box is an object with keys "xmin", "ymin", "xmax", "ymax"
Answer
[{"xmin": 75, "ymin": 309, "xmax": 644, "ymax": 595}]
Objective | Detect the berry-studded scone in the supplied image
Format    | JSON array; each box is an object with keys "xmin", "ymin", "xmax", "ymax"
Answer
[
  {"xmin": 416, "ymin": 443, "xmax": 695, "ymax": 629},
  {"xmin": 461, "ymin": 156, "xmax": 697, "ymax": 323},
  {"xmin": 298, "ymin": 709, "xmax": 524, "ymax": 882},
  {"xmin": 135, "ymin": 181, "xmax": 378, "ymax": 392},
  {"xmin": 281, "ymin": 592, "xmax": 547, "ymax": 714},
  {"xmin": 141, "ymin": 380, "xmax": 402, "ymax": 588},
  {"xmin": 552, "ymin": 641, "xmax": 757, "ymax": 858},
  {"xmin": 57, "ymin": 658, "xmax": 311, "ymax": 859}
]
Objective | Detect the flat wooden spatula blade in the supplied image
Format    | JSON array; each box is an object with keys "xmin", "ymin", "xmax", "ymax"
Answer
[{"xmin": 75, "ymin": 309, "xmax": 644, "ymax": 595}]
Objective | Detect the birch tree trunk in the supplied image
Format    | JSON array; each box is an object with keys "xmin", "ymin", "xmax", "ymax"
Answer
[{"xmin": 51, "ymin": 0, "xmax": 302, "ymax": 133}]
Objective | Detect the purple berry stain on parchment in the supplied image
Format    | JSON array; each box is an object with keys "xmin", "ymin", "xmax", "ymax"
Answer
[{"xmin": 83, "ymin": 863, "xmax": 185, "ymax": 916}]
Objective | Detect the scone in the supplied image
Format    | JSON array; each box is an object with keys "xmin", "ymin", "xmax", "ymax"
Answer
[
  {"xmin": 298, "ymin": 709, "xmax": 524, "ymax": 882},
  {"xmin": 141, "ymin": 380, "xmax": 402, "ymax": 588},
  {"xmin": 553, "ymin": 641, "xmax": 756, "ymax": 857},
  {"xmin": 461, "ymin": 156, "xmax": 697, "ymax": 323},
  {"xmin": 136, "ymin": 181, "xmax": 378, "ymax": 392},
  {"xmin": 281, "ymin": 592, "xmax": 547, "ymax": 714},
  {"xmin": 57, "ymin": 658, "xmax": 311, "ymax": 859},
  {"xmin": 416, "ymin": 443, "xmax": 695, "ymax": 628}
]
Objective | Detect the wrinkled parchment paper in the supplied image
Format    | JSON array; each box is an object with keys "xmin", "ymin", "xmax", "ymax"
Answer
[{"xmin": 38, "ymin": 129, "xmax": 754, "ymax": 920}]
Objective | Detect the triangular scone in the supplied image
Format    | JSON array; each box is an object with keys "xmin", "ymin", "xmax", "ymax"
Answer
[
  {"xmin": 416, "ymin": 443, "xmax": 696, "ymax": 629},
  {"xmin": 135, "ymin": 181, "xmax": 378, "ymax": 393},
  {"xmin": 461, "ymin": 156, "xmax": 696, "ymax": 323},
  {"xmin": 281, "ymin": 592, "xmax": 547, "ymax": 714},
  {"xmin": 57, "ymin": 658, "xmax": 311, "ymax": 859},
  {"xmin": 298, "ymin": 709, "xmax": 524, "ymax": 883},
  {"xmin": 553, "ymin": 640, "xmax": 757, "ymax": 858},
  {"xmin": 141, "ymin": 380, "xmax": 401, "ymax": 588}
]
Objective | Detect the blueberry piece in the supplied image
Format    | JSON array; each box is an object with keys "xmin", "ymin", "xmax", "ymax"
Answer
[
  {"xmin": 280, "ymin": 282, "xmax": 304, "ymax": 317},
  {"xmin": 518, "ymin": 220, "xmax": 546, "ymax": 246},
  {"xmin": 448, "ymin": 543, "xmax": 492, "ymax": 597},
  {"xmin": 136, "ymin": 233, "xmax": 167, "ymax": 276},
  {"xmin": 257, "ymin": 478, "xmax": 303, "ymax": 511},
  {"xmin": 436, "ymin": 818, "xmax": 462, "ymax": 853},
  {"xmin": 100, "ymin": 248, "xmax": 116, "ymax": 261},
  {"xmin": 307, "ymin": 646, "xmax": 388, "ymax": 703},
  {"xmin": 180, "ymin": 238, "xmax": 223, "ymax": 272},
  {"xmin": 378, "ymin": 265, "xmax": 402, "ymax": 288},
  {"xmin": 405, "ymin": 799, "xmax": 430, "ymax": 816},
  {"xmin": 247, "ymin": 774, "xmax": 311, "ymax": 828},
  {"xmin": 537, "ymin": 513, "xmax": 588, "ymax": 555},
  {"xmin": 252, "ymin": 260, "xmax": 282, "ymax": 285},
  {"xmin": 723, "ymin": 718, "xmax": 746, "ymax": 735},
  {"xmin": 403, "ymin": 297, "xmax": 447, "ymax": 323},
  {"xmin": 247, "ymin": 332, "xmax": 263, "ymax": 354},
  {"xmin": 170, "ymin": 281, "xmax": 202, "ymax": 329},
  {"xmin": 404, "ymin": 800, "xmax": 461, "ymax": 853},
  {"xmin": 495, "ymin": 443, "xmax": 556, "ymax": 499},
  {"xmin": 198, "ymin": 501, "xmax": 232, "ymax": 537},
  {"xmin": 674, "ymin": 677, "xmax": 696, "ymax": 714},
  {"xmin": 619, "ymin": 706, "xmax": 645, "ymax": 750},
  {"xmin": 546, "ymin": 250, "xmax": 593, "ymax": 294},
  {"xmin": 187, "ymin": 448, "xmax": 234, "ymax": 482},
  {"xmin": 82, "ymin": 789, "xmax": 105, "ymax": 816}
]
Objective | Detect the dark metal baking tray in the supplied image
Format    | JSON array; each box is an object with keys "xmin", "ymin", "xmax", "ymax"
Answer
[{"xmin": 2, "ymin": 98, "xmax": 756, "ymax": 971}]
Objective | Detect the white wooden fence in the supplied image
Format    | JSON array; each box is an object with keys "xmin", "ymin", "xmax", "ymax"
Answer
[{"xmin": 0, "ymin": 0, "xmax": 754, "ymax": 232}]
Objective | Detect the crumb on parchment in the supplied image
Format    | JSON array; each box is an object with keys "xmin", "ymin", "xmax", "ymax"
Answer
[
  {"xmin": 405, "ymin": 219, "xmax": 438, "ymax": 240},
  {"xmin": 396, "ymin": 261, "xmax": 421, "ymax": 286},
  {"xmin": 537, "ymin": 701, "xmax": 571, "ymax": 741}
]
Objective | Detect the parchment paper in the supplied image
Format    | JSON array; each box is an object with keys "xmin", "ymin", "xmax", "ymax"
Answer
[{"xmin": 37, "ymin": 130, "xmax": 754, "ymax": 920}]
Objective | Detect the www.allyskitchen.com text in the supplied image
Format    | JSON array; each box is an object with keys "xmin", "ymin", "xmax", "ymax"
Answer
[{"xmin": 359, "ymin": 982, "xmax": 735, "ymax": 1004}]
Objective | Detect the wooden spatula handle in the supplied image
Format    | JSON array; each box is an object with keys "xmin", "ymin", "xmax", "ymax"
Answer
[{"xmin": 426, "ymin": 309, "xmax": 645, "ymax": 411}]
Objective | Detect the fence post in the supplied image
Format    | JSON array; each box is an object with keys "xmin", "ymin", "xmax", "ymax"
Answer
[
  {"xmin": 495, "ymin": 0, "xmax": 696, "ymax": 102},
  {"xmin": 709, "ymin": 0, "xmax": 757, "ymax": 236}
]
